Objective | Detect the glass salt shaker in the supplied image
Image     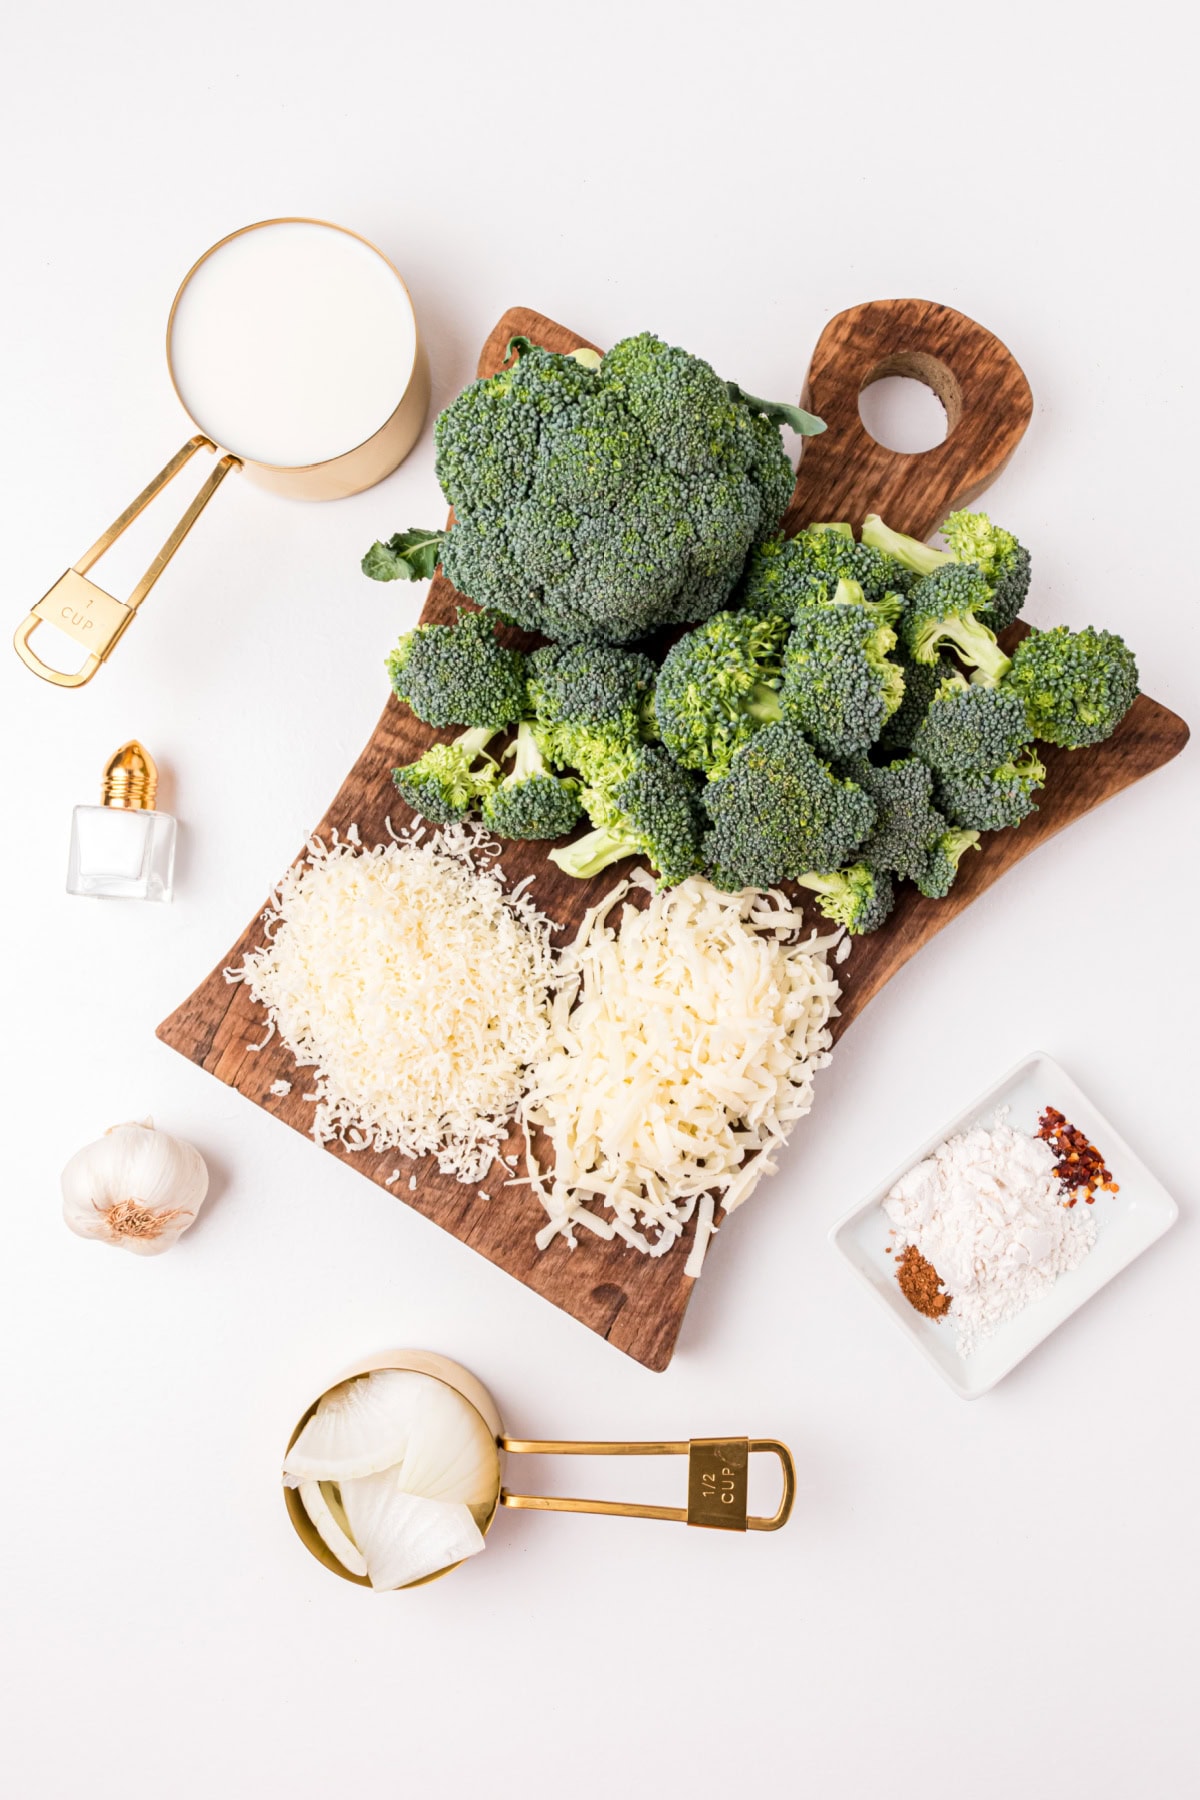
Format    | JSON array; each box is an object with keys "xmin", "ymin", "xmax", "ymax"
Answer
[{"xmin": 67, "ymin": 740, "xmax": 177, "ymax": 902}]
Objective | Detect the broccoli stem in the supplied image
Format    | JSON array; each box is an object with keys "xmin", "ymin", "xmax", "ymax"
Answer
[
  {"xmin": 1000, "ymin": 750, "xmax": 1047, "ymax": 785},
  {"xmin": 456, "ymin": 725, "xmax": 502, "ymax": 766},
  {"xmin": 945, "ymin": 618, "xmax": 1012, "ymax": 687},
  {"xmin": 861, "ymin": 514, "xmax": 952, "ymax": 577},
  {"xmin": 746, "ymin": 683, "xmax": 782, "ymax": 725},
  {"xmin": 548, "ymin": 825, "xmax": 638, "ymax": 880},
  {"xmin": 829, "ymin": 576, "xmax": 904, "ymax": 627},
  {"xmin": 508, "ymin": 720, "xmax": 549, "ymax": 783},
  {"xmin": 943, "ymin": 828, "xmax": 981, "ymax": 863},
  {"xmin": 795, "ymin": 870, "xmax": 848, "ymax": 902}
]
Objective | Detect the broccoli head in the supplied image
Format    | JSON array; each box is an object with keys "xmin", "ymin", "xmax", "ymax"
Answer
[
  {"xmin": 654, "ymin": 609, "xmax": 787, "ymax": 781},
  {"xmin": 1005, "ymin": 625, "xmax": 1139, "ymax": 748},
  {"xmin": 366, "ymin": 335, "xmax": 823, "ymax": 644},
  {"xmin": 911, "ymin": 678, "xmax": 1034, "ymax": 776},
  {"xmin": 863, "ymin": 509, "xmax": 1031, "ymax": 632},
  {"xmin": 916, "ymin": 828, "xmax": 981, "ymax": 900},
  {"xmin": 875, "ymin": 651, "xmax": 959, "ymax": 757},
  {"xmin": 480, "ymin": 722, "xmax": 583, "ymax": 840},
  {"xmin": 549, "ymin": 747, "xmax": 704, "ymax": 887},
  {"xmin": 935, "ymin": 751, "xmax": 1046, "ymax": 832},
  {"xmin": 795, "ymin": 864, "xmax": 896, "ymax": 935},
  {"xmin": 701, "ymin": 723, "xmax": 876, "ymax": 891},
  {"xmin": 392, "ymin": 726, "xmax": 501, "ymax": 824},
  {"xmin": 526, "ymin": 641, "xmax": 657, "ymax": 785},
  {"xmin": 899, "ymin": 563, "xmax": 1012, "ymax": 686},
  {"xmin": 844, "ymin": 755, "xmax": 951, "ymax": 884},
  {"xmin": 386, "ymin": 606, "xmax": 527, "ymax": 730},
  {"xmin": 740, "ymin": 523, "xmax": 911, "ymax": 620},
  {"xmin": 940, "ymin": 510, "xmax": 1031, "ymax": 631},
  {"xmin": 779, "ymin": 581, "xmax": 906, "ymax": 759}
]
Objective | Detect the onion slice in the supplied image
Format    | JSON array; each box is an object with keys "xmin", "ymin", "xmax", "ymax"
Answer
[
  {"xmin": 298, "ymin": 1479, "xmax": 368, "ymax": 1577},
  {"xmin": 283, "ymin": 1370, "xmax": 430, "ymax": 1487},
  {"xmin": 391, "ymin": 1377, "xmax": 499, "ymax": 1508},
  {"xmin": 340, "ymin": 1471, "xmax": 486, "ymax": 1590}
]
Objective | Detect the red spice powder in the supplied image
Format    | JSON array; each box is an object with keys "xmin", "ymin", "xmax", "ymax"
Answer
[
  {"xmin": 896, "ymin": 1245, "xmax": 952, "ymax": 1319},
  {"xmin": 1037, "ymin": 1106, "xmax": 1118, "ymax": 1207}
]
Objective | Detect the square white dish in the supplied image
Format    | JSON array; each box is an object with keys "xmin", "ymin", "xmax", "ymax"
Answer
[{"xmin": 829, "ymin": 1050, "xmax": 1178, "ymax": 1399}]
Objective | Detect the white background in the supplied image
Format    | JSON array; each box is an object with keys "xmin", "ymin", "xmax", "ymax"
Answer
[{"xmin": 2, "ymin": 4, "xmax": 1197, "ymax": 1795}]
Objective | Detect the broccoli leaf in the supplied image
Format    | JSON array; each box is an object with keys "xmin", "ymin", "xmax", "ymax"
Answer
[
  {"xmin": 362, "ymin": 530, "xmax": 445, "ymax": 583},
  {"xmin": 503, "ymin": 334, "xmax": 537, "ymax": 364},
  {"xmin": 727, "ymin": 382, "xmax": 826, "ymax": 437}
]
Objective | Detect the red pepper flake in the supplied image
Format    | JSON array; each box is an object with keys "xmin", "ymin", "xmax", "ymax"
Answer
[{"xmin": 1037, "ymin": 1106, "xmax": 1118, "ymax": 1206}]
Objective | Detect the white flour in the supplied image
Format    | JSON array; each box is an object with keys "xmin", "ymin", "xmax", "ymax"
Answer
[{"xmin": 883, "ymin": 1120, "xmax": 1096, "ymax": 1355}]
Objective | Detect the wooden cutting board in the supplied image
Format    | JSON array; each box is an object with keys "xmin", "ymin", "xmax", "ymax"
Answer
[{"xmin": 158, "ymin": 300, "xmax": 1189, "ymax": 1371}]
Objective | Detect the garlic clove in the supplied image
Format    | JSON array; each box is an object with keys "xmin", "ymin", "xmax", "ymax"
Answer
[
  {"xmin": 339, "ymin": 1472, "xmax": 486, "ymax": 1590},
  {"xmin": 299, "ymin": 1480, "xmax": 368, "ymax": 1577},
  {"xmin": 390, "ymin": 1375, "xmax": 500, "ymax": 1509},
  {"xmin": 61, "ymin": 1119, "xmax": 209, "ymax": 1255},
  {"xmin": 282, "ymin": 1369, "xmax": 429, "ymax": 1487}
]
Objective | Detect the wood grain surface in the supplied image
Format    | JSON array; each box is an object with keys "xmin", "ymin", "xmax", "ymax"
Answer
[{"xmin": 157, "ymin": 301, "xmax": 1189, "ymax": 1371}]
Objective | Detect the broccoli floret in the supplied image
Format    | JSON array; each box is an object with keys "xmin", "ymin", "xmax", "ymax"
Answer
[
  {"xmin": 843, "ymin": 755, "xmax": 951, "ymax": 883},
  {"xmin": 366, "ymin": 334, "xmax": 822, "ymax": 644},
  {"xmin": 549, "ymin": 747, "xmax": 703, "ymax": 887},
  {"xmin": 1005, "ymin": 626, "xmax": 1139, "ymax": 748},
  {"xmin": 480, "ymin": 722, "xmax": 583, "ymax": 840},
  {"xmin": 795, "ymin": 865, "xmax": 896, "ymax": 935},
  {"xmin": 863, "ymin": 509, "xmax": 1031, "ymax": 632},
  {"xmin": 386, "ymin": 606, "xmax": 527, "ymax": 730},
  {"xmin": 911, "ymin": 678, "xmax": 1034, "ymax": 776},
  {"xmin": 392, "ymin": 726, "xmax": 501, "ymax": 824},
  {"xmin": 875, "ymin": 651, "xmax": 958, "ymax": 757},
  {"xmin": 779, "ymin": 581, "xmax": 906, "ymax": 759},
  {"xmin": 940, "ymin": 510, "xmax": 1031, "ymax": 631},
  {"xmin": 935, "ymin": 752, "xmax": 1046, "ymax": 832},
  {"xmin": 526, "ymin": 641, "xmax": 657, "ymax": 785},
  {"xmin": 916, "ymin": 828, "xmax": 981, "ymax": 900},
  {"xmin": 701, "ymin": 723, "xmax": 876, "ymax": 891},
  {"xmin": 740, "ymin": 524, "xmax": 911, "ymax": 620},
  {"xmin": 899, "ymin": 563, "xmax": 1012, "ymax": 685},
  {"xmin": 654, "ymin": 609, "xmax": 787, "ymax": 781}
]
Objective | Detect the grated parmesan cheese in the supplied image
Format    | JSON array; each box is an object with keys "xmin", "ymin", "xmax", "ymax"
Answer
[
  {"xmin": 522, "ymin": 873, "xmax": 841, "ymax": 1258},
  {"xmin": 227, "ymin": 823, "xmax": 555, "ymax": 1183}
]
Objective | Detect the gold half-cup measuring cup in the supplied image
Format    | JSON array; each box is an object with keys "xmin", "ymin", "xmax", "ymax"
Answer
[
  {"xmin": 284, "ymin": 1350, "xmax": 797, "ymax": 1590},
  {"xmin": 14, "ymin": 217, "xmax": 429, "ymax": 689}
]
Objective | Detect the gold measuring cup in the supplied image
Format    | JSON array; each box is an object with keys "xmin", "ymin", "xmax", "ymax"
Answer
[
  {"xmin": 284, "ymin": 1350, "xmax": 796, "ymax": 1589},
  {"xmin": 14, "ymin": 217, "xmax": 429, "ymax": 689}
]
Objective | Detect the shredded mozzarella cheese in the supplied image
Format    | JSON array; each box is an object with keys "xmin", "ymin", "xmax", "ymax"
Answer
[
  {"xmin": 522, "ymin": 873, "xmax": 841, "ymax": 1258},
  {"xmin": 228, "ymin": 824, "xmax": 555, "ymax": 1183}
]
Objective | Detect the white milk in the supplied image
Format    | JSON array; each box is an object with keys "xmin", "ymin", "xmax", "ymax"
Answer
[{"xmin": 169, "ymin": 221, "xmax": 418, "ymax": 468}]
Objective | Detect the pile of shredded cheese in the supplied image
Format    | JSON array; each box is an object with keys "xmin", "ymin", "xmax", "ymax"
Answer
[
  {"xmin": 228, "ymin": 823, "xmax": 555, "ymax": 1183},
  {"xmin": 522, "ymin": 872, "xmax": 842, "ymax": 1267}
]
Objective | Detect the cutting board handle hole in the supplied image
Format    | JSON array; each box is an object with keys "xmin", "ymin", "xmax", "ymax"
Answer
[{"xmin": 858, "ymin": 352, "xmax": 961, "ymax": 455}]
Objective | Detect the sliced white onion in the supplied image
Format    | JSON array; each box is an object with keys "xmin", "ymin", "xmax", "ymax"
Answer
[
  {"xmin": 340, "ymin": 1471, "xmax": 486, "ymax": 1590},
  {"xmin": 391, "ymin": 1377, "xmax": 499, "ymax": 1508},
  {"xmin": 283, "ymin": 1370, "xmax": 430, "ymax": 1487},
  {"xmin": 299, "ymin": 1479, "xmax": 368, "ymax": 1577}
]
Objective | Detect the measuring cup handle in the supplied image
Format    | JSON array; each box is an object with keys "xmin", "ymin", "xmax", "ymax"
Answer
[
  {"xmin": 12, "ymin": 435, "xmax": 240, "ymax": 688},
  {"xmin": 781, "ymin": 297, "xmax": 1033, "ymax": 541},
  {"xmin": 498, "ymin": 1436, "xmax": 796, "ymax": 1533}
]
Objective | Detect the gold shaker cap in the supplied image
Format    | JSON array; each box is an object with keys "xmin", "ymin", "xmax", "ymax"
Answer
[{"xmin": 101, "ymin": 740, "xmax": 158, "ymax": 811}]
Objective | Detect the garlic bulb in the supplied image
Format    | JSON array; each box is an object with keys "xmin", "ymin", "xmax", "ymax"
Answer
[{"xmin": 61, "ymin": 1119, "xmax": 209, "ymax": 1255}]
